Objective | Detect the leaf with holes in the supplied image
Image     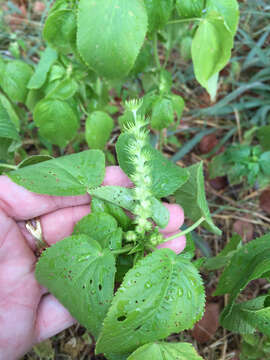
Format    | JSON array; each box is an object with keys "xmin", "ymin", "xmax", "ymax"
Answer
[
  {"xmin": 96, "ymin": 249, "xmax": 205, "ymax": 356},
  {"xmin": 73, "ymin": 213, "xmax": 122, "ymax": 250},
  {"xmin": 77, "ymin": 0, "xmax": 148, "ymax": 79},
  {"xmin": 8, "ymin": 150, "xmax": 105, "ymax": 196},
  {"xmin": 175, "ymin": 162, "xmax": 221, "ymax": 235},
  {"xmin": 35, "ymin": 235, "xmax": 116, "ymax": 339},
  {"xmin": 127, "ymin": 342, "xmax": 203, "ymax": 360},
  {"xmin": 116, "ymin": 133, "xmax": 189, "ymax": 198}
]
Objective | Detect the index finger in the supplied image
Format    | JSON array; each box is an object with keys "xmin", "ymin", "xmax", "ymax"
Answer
[{"xmin": 0, "ymin": 166, "xmax": 132, "ymax": 221}]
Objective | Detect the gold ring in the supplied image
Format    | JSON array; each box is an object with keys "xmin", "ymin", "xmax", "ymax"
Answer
[{"xmin": 25, "ymin": 217, "xmax": 48, "ymax": 255}]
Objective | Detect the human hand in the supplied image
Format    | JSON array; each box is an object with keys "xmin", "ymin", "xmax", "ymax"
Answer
[{"xmin": 0, "ymin": 166, "xmax": 186, "ymax": 360}]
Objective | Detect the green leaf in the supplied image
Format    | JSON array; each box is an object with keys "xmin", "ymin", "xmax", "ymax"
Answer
[
  {"xmin": 175, "ymin": 162, "xmax": 221, "ymax": 235},
  {"xmin": 18, "ymin": 155, "xmax": 53, "ymax": 168},
  {"xmin": 73, "ymin": 213, "xmax": 122, "ymax": 250},
  {"xmin": 46, "ymin": 78, "xmax": 78, "ymax": 100},
  {"xmin": 204, "ymin": 234, "xmax": 242, "ymax": 271},
  {"xmin": 128, "ymin": 342, "xmax": 203, "ymax": 360},
  {"xmin": 0, "ymin": 60, "xmax": 33, "ymax": 103},
  {"xmin": 8, "ymin": 150, "xmax": 105, "ymax": 196},
  {"xmin": 257, "ymin": 126, "xmax": 270, "ymax": 151},
  {"xmin": 206, "ymin": 0, "xmax": 239, "ymax": 34},
  {"xmin": 214, "ymin": 233, "xmax": 270, "ymax": 299},
  {"xmin": 144, "ymin": 0, "xmax": 174, "ymax": 33},
  {"xmin": 43, "ymin": 10, "xmax": 77, "ymax": 54},
  {"xmin": 209, "ymin": 153, "xmax": 229, "ymax": 179},
  {"xmin": 170, "ymin": 94, "xmax": 185, "ymax": 119},
  {"xmin": 0, "ymin": 93, "xmax": 20, "ymax": 129},
  {"xmin": 85, "ymin": 111, "xmax": 114, "ymax": 150},
  {"xmin": 35, "ymin": 235, "xmax": 116, "ymax": 339},
  {"xmin": 175, "ymin": 0, "xmax": 204, "ymax": 18},
  {"xmin": 77, "ymin": 0, "xmax": 148, "ymax": 79},
  {"xmin": 151, "ymin": 96, "xmax": 174, "ymax": 130},
  {"xmin": 259, "ymin": 152, "xmax": 270, "ymax": 176},
  {"xmin": 220, "ymin": 296, "xmax": 270, "ymax": 335},
  {"xmin": 33, "ymin": 99, "xmax": 79, "ymax": 148},
  {"xmin": 191, "ymin": 15, "xmax": 234, "ymax": 100},
  {"xmin": 27, "ymin": 47, "xmax": 58, "ymax": 90},
  {"xmin": 116, "ymin": 133, "xmax": 189, "ymax": 198},
  {"xmin": 89, "ymin": 186, "xmax": 169, "ymax": 229},
  {"xmin": 96, "ymin": 249, "xmax": 205, "ymax": 356},
  {"xmin": 0, "ymin": 102, "xmax": 20, "ymax": 142}
]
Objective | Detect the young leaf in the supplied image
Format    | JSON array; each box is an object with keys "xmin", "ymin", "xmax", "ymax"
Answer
[
  {"xmin": 175, "ymin": 162, "xmax": 221, "ymax": 235},
  {"xmin": 96, "ymin": 249, "xmax": 205, "ymax": 356},
  {"xmin": 8, "ymin": 150, "xmax": 105, "ymax": 196},
  {"xmin": 33, "ymin": 99, "xmax": 79, "ymax": 148},
  {"xmin": 27, "ymin": 47, "xmax": 58, "ymax": 90},
  {"xmin": 175, "ymin": 0, "xmax": 204, "ymax": 18},
  {"xmin": 89, "ymin": 186, "xmax": 169, "ymax": 229},
  {"xmin": 0, "ymin": 60, "xmax": 33, "ymax": 103},
  {"xmin": 0, "ymin": 93, "xmax": 20, "ymax": 129},
  {"xmin": 116, "ymin": 133, "xmax": 189, "ymax": 198},
  {"xmin": 259, "ymin": 152, "xmax": 270, "ymax": 176},
  {"xmin": 85, "ymin": 111, "xmax": 114, "ymax": 150},
  {"xmin": 191, "ymin": 15, "xmax": 234, "ymax": 100},
  {"xmin": 206, "ymin": 0, "xmax": 239, "ymax": 35},
  {"xmin": 35, "ymin": 235, "xmax": 116, "ymax": 339},
  {"xmin": 43, "ymin": 9, "xmax": 77, "ymax": 54},
  {"xmin": 77, "ymin": 0, "xmax": 148, "ymax": 79},
  {"xmin": 46, "ymin": 78, "xmax": 78, "ymax": 101},
  {"xmin": 0, "ymin": 102, "xmax": 20, "ymax": 143},
  {"xmin": 144, "ymin": 0, "xmax": 174, "ymax": 34},
  {"xmin": 151, "ymin": 96, "xmax": 174, "ymax": 130},
  {"xmin": 73, "ymin": 213, "xmax": 121, "ymax": 250},
  {"xmin": 127, "ymin": 342, "xmax": 203, "ymax": 360}
]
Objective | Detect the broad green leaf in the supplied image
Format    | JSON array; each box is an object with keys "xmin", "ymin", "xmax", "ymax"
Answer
[
  {"xmin": 116, "ymin": 133, "xmax": 189, "ymax": 198},
  {"xmin": 0, "ymin": 102, "xmax": 20, "ymax": 142},
  {"xmin": 35, "ymin": 235, "xmax": 116, "ymax": 338},
  {"xmin": 8, "ymin": 150, "xmax": 105, "ymax": 196},
  {"xmin": 73, "ymin": 213, "xmax": 122, "ymax": 250},
  {"xmin": 43, "ymin": 10, "xmax": 77, "ymax": 54},
  {"xmin": 175, "ymin": 162, "xmax": 221, "ymax": 235},
  {"xmin": 151, "ymin": 96, "xmax": 174, "ymax": 130},
  {"xmin": 214, "ymin": 233, "xmax": 270, "ymax": 300},
  {"xmin": 89, "ymin": 186, "xmax": 136, "ymax": 212},
  {"xmin": 26, "ymin": 89, "xmax": 44, "ymax": 112},
  {"xmin": 192, "ymin": 15, "xmax": 234, "ymax": 100},
  {"xmin": 33, "ymin": 99, "xmax": 79, "ymax": 148},
  {"xmin": 0, "ymin": 60, "xmax": 33, "ymax": 103},
  {"xmin": 128, "ymin": 342, "xmax": 203, "ymax": 360},
  {"xmin": 96, "ymin": 249, "xmax": 205, "ymax": 356},
  {"xmin": 77, "ymin": 0, "xmax": 148, "ymax": 79},
  {"xmin": 206, "ymin": 0, "xmax": 239, "ymax": 34},
  {"xmin": 257, "ymin": 125, "xmax": 270, "ymax": 151},
  {"xmin": 144, "ymin": 0, "xmax": 174, "ymax": 33},
  {"xmin": 27, "ymin": 47, "xmax": 58, "ymax": 90},
  {"xmin": 85, "ymin": 111, "xmax": 114, "ymax": 150},
  {"xmin": 175, "ymin": 0, "xmax": 204, "ymax": 18},
  {"xmin": 89, "ymin": 186, "xmax": 169, "ymax": 229},
  {"xmin": 220, "ymin": 296, "xmax": 270, "ymax": 335},
  {"xmin": 171, "ymin": 94, "xmax": 185, "ymax": 119},
  {"xmin": 46, "ymin": 78, "xmax": 78, "ymax": 100}
]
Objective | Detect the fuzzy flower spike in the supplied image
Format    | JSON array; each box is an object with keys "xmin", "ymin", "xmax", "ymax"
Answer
[{"xmin": 124, "ymin": 100, "xmax": 154, "ymax": 238}]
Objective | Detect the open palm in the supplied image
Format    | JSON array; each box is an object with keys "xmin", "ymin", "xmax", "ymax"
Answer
[{"xmin": 0, "ymin": 166, "xmax": 186, "ymax": 360}]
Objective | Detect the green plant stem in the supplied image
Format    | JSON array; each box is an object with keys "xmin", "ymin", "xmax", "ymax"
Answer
[
  {"xmin": 112, "ymin": 245, "xmax": 134, "ymax": 255},
  {"xmin": 167, "ymin": 18, "xmax": 202, "ymax": 25},
  {"xmin": 0, "ymin": 163, "xmax": 17, "ymax": 170},
  {"xmin": 153, "ymin": 32, "xmax": 161, "ymax": 70},
  {"xmin": 165, "ymin": 217, "xmax": 205, "ymax": 242}
]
